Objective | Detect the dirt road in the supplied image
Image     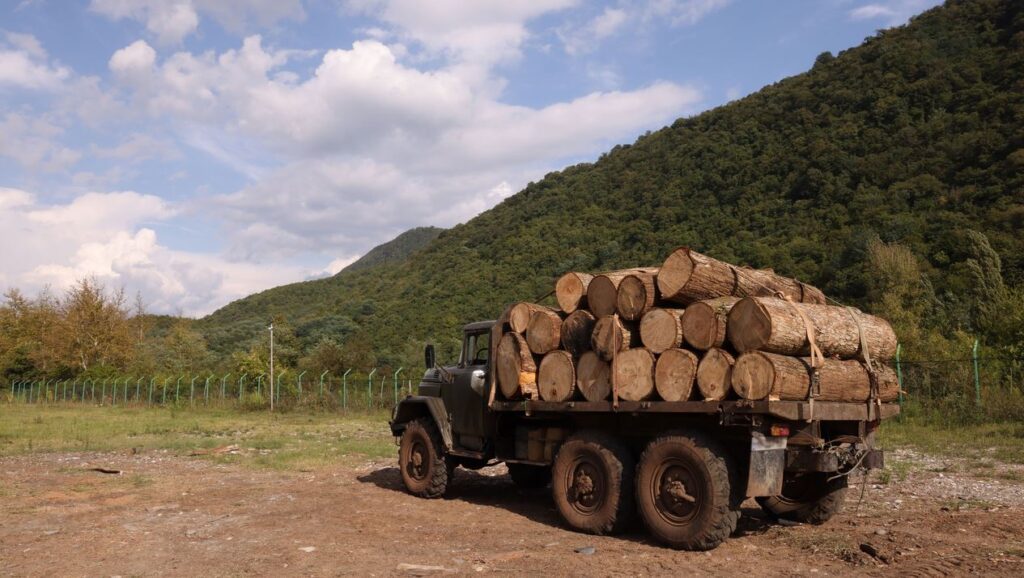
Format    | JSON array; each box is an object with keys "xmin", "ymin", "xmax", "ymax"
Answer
[{"xmin": 2, "ymin": 448, "xmax": 1023, "ymax": 576}]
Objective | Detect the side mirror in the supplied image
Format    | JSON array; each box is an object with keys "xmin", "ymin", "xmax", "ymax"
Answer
[{"xmin": 424, "ymin": 344, "xmax": 436, "ymax": 369}]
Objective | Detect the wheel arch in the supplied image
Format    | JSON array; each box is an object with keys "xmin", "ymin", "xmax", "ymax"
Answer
[{"xmin": 390, "ymin": 396, "xmax": 453, "ymax": 450}]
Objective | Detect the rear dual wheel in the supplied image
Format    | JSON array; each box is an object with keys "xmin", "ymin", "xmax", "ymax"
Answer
[
  {"xmin": 551, "ymin": 431, "xmax": 635, "ymax": 535},
  {"xmin": 756, "ymin": 473, "xmax": 848, "ymax": 524}
]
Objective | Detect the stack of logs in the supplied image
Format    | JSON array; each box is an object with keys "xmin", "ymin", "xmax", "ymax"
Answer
[{"xmin": 495, "ymin": 247, "xmax": 901, "ymax": 404}]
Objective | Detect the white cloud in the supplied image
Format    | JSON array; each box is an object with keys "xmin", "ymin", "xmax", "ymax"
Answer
[
  {"xmin": 0, "ymin": 188, "xmax": 305, "ymax": 316},
  {"xmin": 0, "ymin": 35, "xmax": 70, "ymax": 90},
  {"xmin": 848, "ymin": 1, "xmax": 940, "ymax": 25},
  {"xmin": 109, "ymin": 39, "xmax": 157, "ymax": 84},
  {"xmin": 89, "ymin": 0, "xmax": 305, "ymax": 44},
  {"xmin": 0, "ymin": 112, "xmax": 81, "ymax": 172},
  {"xmin": 642, "ymin": 0, "xmax": 730, "ymax": 27},
  {"xmin": 560, "ymin": 7, "xmax": 628, "ymax": 56},
  {"xmin": 558, "ymin": 1, "xmax": 729, "ymax": 57}
]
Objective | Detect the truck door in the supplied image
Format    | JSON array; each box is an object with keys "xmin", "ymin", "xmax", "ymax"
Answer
[{"xmin": 442, "ymin": 329, "xmax": 490, "ymax": 451}]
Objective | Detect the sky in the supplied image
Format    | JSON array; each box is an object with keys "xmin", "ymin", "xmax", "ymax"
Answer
[{"xmin": 0, "ymin": 0, "xmax": 942, "ymax": 317}]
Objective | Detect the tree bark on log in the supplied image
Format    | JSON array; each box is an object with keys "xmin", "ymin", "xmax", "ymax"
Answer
[
  {"xmin": 731, "ymin": 351, "xmax": 900, "ymax": 402},
  {"xmin": 587, "ymin": 268, "xmax": 659, "ymax": 317},
  {"xmin": 681, "ymin": 297, "xmax": 739, "ymax": 351},
  {"xmin": 591, "ymin": 315, "xmax": 639, "ymax": 361},
  {"xmin": 639, "ymin": 308, "xmax": 685, "ymax": 354},
  {"xmin": 496, "ymin": 332, "xmax": 538, "ymax": 399},
  {"xmin": 526, "ymin": 309, "xmax": 563, "ymax": 355},
  {"xmin": 560, "ymin": 309, "xmax": 596, "ymax": 356},
  {"xmin": 616, "ymin": 270, "xmax": 659, "ymax": 321},
  {"xmin": 577, "ymin": 350, "xmax": 611, "ymax": 402},
  {"xmin": 726, "ymin": 296, "xmax": 898, "ymax": 360},
  {"xmin": 696, "ymin": 347, "xmax": 735, "ymax": 401},
  {"xmin": 508, "ymin": 302, "xmax": 555, "ymax": 334},
  {"xmin": 612, "ymin": 347, "xmax": 656, "ymax": 401},
  {"xmin": 538, "ymin": 350, "xmax": 576, "ymax": 402},
  {"xmin": 657, "ymin": 248, "xmax": 825, "ymax": 305},
  {"xmin": 654, "ymin": 348, "xmax": 698, "ymax": 402},
  {"xmin": 555, "ymin": 272, "xmax": 593, "ymax": 313}
]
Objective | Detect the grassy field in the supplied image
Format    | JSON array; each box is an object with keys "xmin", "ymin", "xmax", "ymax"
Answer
[
  {"xmin": 3, "ymin": 404, "xmax": 1023, "ymax": 476},
  {"xmin": 0, "ymin": 404, "xmax": 395, "ymax": 470}
]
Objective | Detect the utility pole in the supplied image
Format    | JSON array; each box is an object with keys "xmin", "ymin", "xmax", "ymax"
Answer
[{"xmin": 269, "ymin": 323, "xmax": 275, "ymax": 412}]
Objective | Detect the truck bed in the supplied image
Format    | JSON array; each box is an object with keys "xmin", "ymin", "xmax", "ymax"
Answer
[{"xmin": 490, "ymin": 399, "xmax": 900, "ymax": 421}]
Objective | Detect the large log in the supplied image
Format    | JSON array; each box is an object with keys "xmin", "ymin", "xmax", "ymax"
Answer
[
  {"xmin": 658, "ymin": 248, "xmax": 825, "ymax": 305},
  {"xmin": 591, "ymin": 315, "xmax": 639, "ymax": 361},
  {"xmin": 587, "ymin": 268, "xmax": 659, "ymax": 317},
  {"xmin": 654, "ymin": 348, "xmax": 698, "ymax": 402},
  {"xmin": 681, "ymin": 297, "xmax": 739, "ymax": 351},
  {"xmin": 577, "ymin": 351, "xmax": 611, "ymax": 402},
  {"xmin": 696, "ymin": 348, "xmax": 735, "ymax": 401},
  {"xmin": 526, "ymin": 309, "xmax": 563, "ymax": 355},
  {"xmin": 538, "ymin": 350, "xmax": 576, "ymax": 402},
  {"xmin": 496, "ymin": 332, "xmax": 538, "ymax": 399},
  {"xmin": 616, "ymin": 270, "xmax": 659, "ymax": 321},
  {"xmin": 561, "ymin": 309, "xmax": 596, "ymax": 356},
  {"xmin": 508, "ymin": 302, "xmax": 555, "ymax": 334},
  {"xmin": 639, "ymin": 308, "xmax": 685, "ymax": 354},
  {"xmin": 612, "ymin": 347, "xmax": 656, "ymax": 401},
  {"xmin": 555, "ymin": 272, "xmax": 593, "ymax": 313},
  {"xmin": 731, "ymin": 351, "xmax": 900, "ymax": 402},
  {"xmin": 727, "ymin": 296, "xmax": 898, "ymax": 361}
]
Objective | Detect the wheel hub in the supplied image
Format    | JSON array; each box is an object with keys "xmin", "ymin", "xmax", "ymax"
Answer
[
  {"xmin": 408, "ymin": 441, "xmax": 428, "ymax": 480},
  {"xmin": 653, "ymin": 462, "xmax": 702, "ymax": 523},
  {"xmin": 568, "ymin": 460, "xmax": 604, "ymax": 514}
]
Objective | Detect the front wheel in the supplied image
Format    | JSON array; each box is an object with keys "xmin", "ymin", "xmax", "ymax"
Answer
[
  {"xmin": 635, "ymin": 433, "xmax": 741, "ymax": 551},
  {"xmin": 398, "ymin": 418, "xmax": 450, "ymax": 498},
  {"xmin": 756, "ymin": 473, "xmax": 848, "ymax": 524}
]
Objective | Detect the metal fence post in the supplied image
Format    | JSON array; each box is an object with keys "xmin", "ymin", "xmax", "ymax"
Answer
[
  {"xmin": 221, "ymin": 373, "xmax": 230, "ymax": 399},
  {"xmin": 319, "ymin": 370, "xmax": 329, "ymax": 399},
  {"xmin": 112, "ymin": 378, "xmax": 119, "ymax": 405},
  {"xmin": 162, "ymin": 377, "xmax": 170, "ymax": 404},
  {"xmin": 100, "ymin": 378, "xmax": 108, "ymax": 403},
  {"xmin": 190, "ymin": 376, "xmax": 197, "ymax": 406},
  {"xmin": 205, "ymin": 375, "xmax": 213, "ymax": 403},
  {"xmin": 393, "ymin": 367, "xmax": 403, "ymax": 405},
  {"xmin": 136, "ymin": 377, "xmax": 144, "ymax": 402},
  {"xmin": 61, "ymin": 379, "xmax": 68, "ymax": 402},
  {"xmin": 276, "ymin": 371, "xmax": 285, "ymax": 403},
  {"xmin": 239, "ymin": 373, "xmax": 248, "ymax": 400},
  {"xmin": 342, "ymin": 369, "xmax": 351, "ymax": 409},
  {"xmin": 149, "ymin": 377, "xmax": 156, "ymax": 405},
  {"xmin": 367, "ymin": 368, "xmax": 377, "ymax": 410},
  {"xmin": 175, "ymin": 376, "xmax": 183, "ymax": 402},
  {"xmin": 256, "ymin": 374, "xmax": 264, "ymax": 397},
  {"xmin": 973, "ymin": 338, "xmax": 981, "ymax": 407},
  {"xmin": 297, "ymin": 370, "xmax": 307, "ymax": 398}
]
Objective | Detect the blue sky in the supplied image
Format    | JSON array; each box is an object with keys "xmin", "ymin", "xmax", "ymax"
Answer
[{"xmin": 0, "ymin": 0, "xmax": 941, "ymax": 316}]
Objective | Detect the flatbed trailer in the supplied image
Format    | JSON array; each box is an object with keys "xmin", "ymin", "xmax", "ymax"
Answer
[{"xmin": 390, "ymin": 320, "xmax": 897, "ymax": 550}]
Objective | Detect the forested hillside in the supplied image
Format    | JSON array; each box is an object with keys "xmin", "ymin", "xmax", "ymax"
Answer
[{"xmin": 197, "ymin": 0, "xmax": 1023, "ymax": 369}]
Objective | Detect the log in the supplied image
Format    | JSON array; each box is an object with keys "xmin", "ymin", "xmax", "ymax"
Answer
[
  {"xmin": 591, "ymin": 315, "xmax": 639, "ymax": 361},
  {"xmin": 681, "ymin": 297, "xmax": 739, "ymax": 351},
  {"xmin": 657, "ymin": 248, "xmax": 825, "ymax": 305},
  {"xmin": 616, "ymin": 270, "xmax": 659, "ymax": 321},
  {"xmin": 538, "ymin": 350, "xmax": 576, "ymax": 402},
  {"xmin": 612, "ymin": 347, "xmax": 656, "ymax": 401},
  {"xmin": 496, "ymin": 332, "xmax": 538, "ymax": 399},
  {"xmin": 555, "ymin": 272, "xmax": 593, "ymax": 313},
  {"xmin": 587, "ymin": 268, "xmax": 659, "ymax": 317},
  {"xmin": 731, "ymin": 351, "xmax": 900, "ymax": 402},
  {"xmin": 526, "ymin": 309, "xmax": 563, "ymax": 355},
  {"xmin": 654, "ymin": 348, "xmax": 698, "ymax": 402},
  {"xmin": 577, "ymin": 351, "xmax": 611, "ymax": 402},
  {"xmin": 560, "ymin": 310, "xmax": 596, "ymax": 356},
  {"xmin": 639, "ymin": 308, "xmax": 685, "ymax": 354},
  {"xmin": 727, "ymin": 296, "xmax": 898, "ymax": 361},
  {"xmin": 508, "ymin": 302, "xmax": 554, "ymax": 334},
  {"xmin": 696, "ymin": 348, "xmax": 735, "ymax": 401}
]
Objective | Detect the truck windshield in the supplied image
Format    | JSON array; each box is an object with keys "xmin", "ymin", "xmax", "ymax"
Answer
[{"xmin": 463, "ymin": 331, "xmax": 490, "ymax": 366}]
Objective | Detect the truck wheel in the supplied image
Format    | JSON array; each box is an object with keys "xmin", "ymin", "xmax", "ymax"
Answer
[
  {"xmin": 398, "ymin": 418, "xmax": 450, "ymax": 498},
  {"xmin": 635, "ymin": 433, "xmax": 741, "ymax": 551},
  {"xmin": 756, "ymin": 473, "xmax": 848, "ymax": 524},
  {"xmin": 551, "ymin": 431, "xmax": 635, "ymax": 535},
  {"xmin": 508, "ymin": 463, "xmax": 551, "ymax": 488}
]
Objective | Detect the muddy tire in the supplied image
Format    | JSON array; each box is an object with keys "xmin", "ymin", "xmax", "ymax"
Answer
[
  {"xmin": 398, "ymin": 418, "xmax": 450, "ymax": 498},
  {"xmin": 508, "ymin": 463, "xmax": 551, "ymax": 488},
  {"xmin": 635, "ymin": 433, "xmax": 741, "ymax": 551},
  {"xmin": 756, "ymin": 473, "xmax": 848, "ymax": 524},
  {"xmin": 551, "ymin": 431, "xmax": 635, "ymax": 535}
]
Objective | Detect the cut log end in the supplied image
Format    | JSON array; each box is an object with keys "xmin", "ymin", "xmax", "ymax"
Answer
[
  {"xmin": 526, "ymin": 309, "xmax": 563, "ymax": 355},
  {"xmin": 731, "ymin": 351, "xmax": 776, "ymax": 401},
  {"xmin": 681, "ymin": 297, "xmax": 737, "ymax": 351},
  {"xmin": 538, "ymin": 350, "xmax": 575, "ymax": 402},
  {"xmin": 616, "ymin": 272, "xmax": 657, "ymax": 321},
  {"xmin": 696, "ymin": 348, "xmax": 734, "ymax": 401},
  {"xmin": 639, "ymin": 308, "xmax": 684, "ymax": 354},
  {"xmin": 577, "ymin": 351, "xmax": 611, "ymax": 402},
  {"xmin": 509, "ymin": 302, "xmax": 551, "ymax": 334},
  {"xmin": 561, "ymin": 309, "xmax": 596, "ymax": 356},
  {"xmin": 726, "ymin": 297, "xmax": 773, "ymax": 353},
  {"xmin": 587, "ymin": 275, "xmax": 619, "ymax": 317},
  {"xmin": 496, "ymin": 332, "xmax": 537, "ymax": 400},
  {"xmin": 591, "ymin": 315, "xmax": 635, "ymax": 361},
  {"xmin": 654, "ymin": 348, "xmax": 698, "ymax": 402},
  {"xmin": 555, "ymin": 272, "xmax": 592, "ymax": 313},
  {"xmin": 612, "ymin": 347, "xmax": 655, "ymax": 402},
  {"xmin": 656, "ymin": 248, "xmax": 695, "ymax": 300}
]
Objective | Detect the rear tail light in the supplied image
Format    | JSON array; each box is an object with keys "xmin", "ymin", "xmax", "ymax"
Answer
[{"xmin": 769, "ymin": 424, "xmax": 790, "ymax": 437}]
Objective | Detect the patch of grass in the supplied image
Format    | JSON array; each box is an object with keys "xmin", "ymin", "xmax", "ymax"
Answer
[
  {"xmin": 880, "ymin": 419, "xmax": 1024, "ymax": 465},
  {"xmin": 0, "ymin": 405, "xmax": 394, "ymax": 470}
]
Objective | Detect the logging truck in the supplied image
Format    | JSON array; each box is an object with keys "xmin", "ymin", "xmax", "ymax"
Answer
[{"xmin": 389, "ymin": 318, "xmax": 898, "ymax": 551}]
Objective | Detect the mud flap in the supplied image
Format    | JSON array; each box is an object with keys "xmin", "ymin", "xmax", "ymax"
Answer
[{"xmin": 746, "ymin": 432, "xmax": 786, "ymax": 497}]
